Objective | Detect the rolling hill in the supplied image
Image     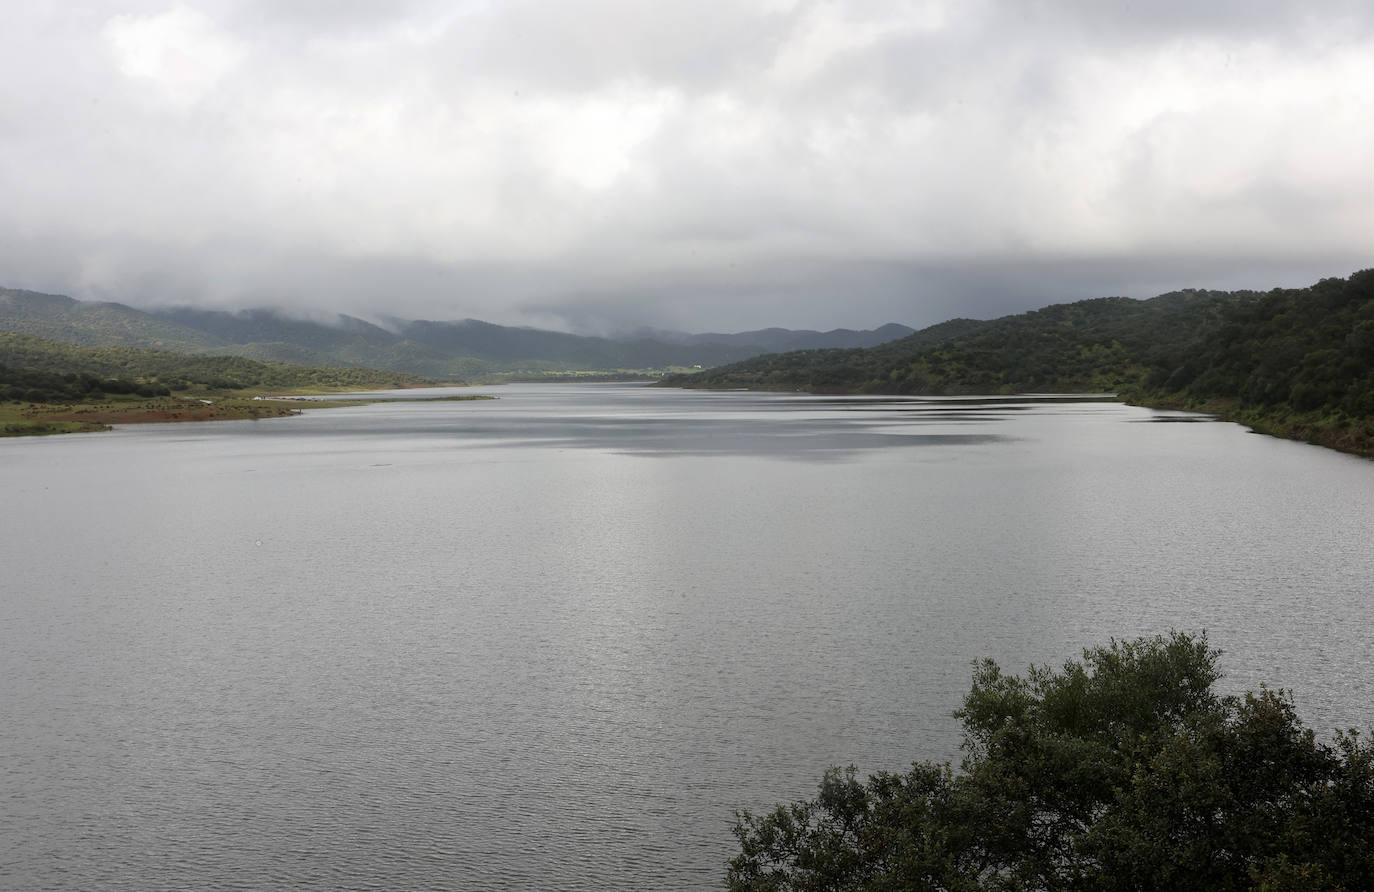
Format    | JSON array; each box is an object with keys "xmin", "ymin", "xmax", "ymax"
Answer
[
  {"xmin": 0, "ymin": 289, "xmax": 914, "ymax": 376},
  {"xmin": 0, "ymin": 329, "xmax": 433, "ymax": 400},
  {"xmin": 0, "ymin": 288, "xmax": 219, "ymax": 351},
  {"xmin": 664, "ymin": 270, "xmax": 1374, "ymax": 455}
]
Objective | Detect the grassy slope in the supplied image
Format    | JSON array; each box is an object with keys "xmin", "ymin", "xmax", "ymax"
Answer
[{"xmin": 0, "ymin": 288, "xmax": 221, "ymax": 351}]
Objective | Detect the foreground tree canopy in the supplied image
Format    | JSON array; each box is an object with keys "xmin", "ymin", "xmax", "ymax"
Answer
[{"xmin": 730, "ymin": 633, "xmax": 1374, "ymax": 891}]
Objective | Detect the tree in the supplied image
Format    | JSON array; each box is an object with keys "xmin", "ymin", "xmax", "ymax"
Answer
[{"xmin": 729, "ymin": 633, "xmax": 1374, "ymax": 891}]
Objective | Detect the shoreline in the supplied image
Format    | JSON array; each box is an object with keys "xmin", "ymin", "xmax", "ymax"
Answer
[
  {"xmin": 666, "ymin": 380, "xmax": 1374, "ymax": 460},
  {"xmin": 1122, "ymin": 394, "xmax": 1374, "ymax": 460},
  {"xmin": 10, "ymin": 384, "xmax": 1370, "ymax": 460},
  {"xmin": 0, "ymin": 390, "xmax": 493, "ymax": 438}
]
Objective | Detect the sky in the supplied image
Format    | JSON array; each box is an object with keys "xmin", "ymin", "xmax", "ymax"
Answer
[{"xmin": 3, "ymin": 1, "xmax": 1373, "ymax": 334}]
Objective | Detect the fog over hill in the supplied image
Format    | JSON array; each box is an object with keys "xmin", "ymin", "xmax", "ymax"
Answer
[{"xmin": 0, "ymin": 288, "xmax": 913, "ymax": 376}]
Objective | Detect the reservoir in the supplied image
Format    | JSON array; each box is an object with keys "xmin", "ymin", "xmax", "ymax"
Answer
[{"xmin": 2, "ymin": 383, "xmax": 1372, "ymax": 890}]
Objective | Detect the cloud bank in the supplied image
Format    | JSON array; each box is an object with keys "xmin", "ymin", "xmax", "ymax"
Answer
[{"xmin": 3, "ymin": 1, "xmax": 1372, "ymax": 331}]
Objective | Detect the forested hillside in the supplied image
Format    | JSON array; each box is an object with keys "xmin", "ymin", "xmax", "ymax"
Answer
[
  {"xmin": 0, "ymin": 330, "xmax": 432, "ymax": 401},
  {"xmin": 668, "ymin": 271, "xmax": 1374, "ymax": 455},
  {"xmin": 668, "ymin": 290, "xmax": 1241, "ymax": 394},
  {"xmin": 1140, "ymin": 272, "xmax": 1374, "ymax": 417}
]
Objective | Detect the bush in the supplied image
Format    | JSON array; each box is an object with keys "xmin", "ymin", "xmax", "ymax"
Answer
[{"xmin": 729, "ymin": 633, "xmax": 1374, "ymax": 891}]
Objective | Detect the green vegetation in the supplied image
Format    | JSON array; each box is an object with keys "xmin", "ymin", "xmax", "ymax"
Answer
[
  {"xmin": 668, "ymin": 293, "xmax": 1237, "ymax": 395},
  {"xmin": 0, "ymin": 405, "xmax": 110, "ymax": 436},
  {"xmin": 668, "ymin": 270, "xmax": 1374, "ymax": 456},
  {"xmin": 0, "ymin": 287, "xmax": 219, "ymax": 351},
  {"xmin": 0, "ymin": 396, "xmax": 308, "ymax": 436},
  {"xmin": 730, "ymin": 632, "xmax": 1374, "ymax": 891},
  {"xmin": 0, "ymin": 330, "xmax": 437, "ymax": 396},
  {"xmin": 1128, "ymin": 272, "xmax": 1374, "ymax": 454},
  {"xmin": 0, "ymin": 330, "xmax": 455, "ymax": 437},
  {"xmin": 1, "ymin": 362, "xmax": 172, "ymax": 403}
]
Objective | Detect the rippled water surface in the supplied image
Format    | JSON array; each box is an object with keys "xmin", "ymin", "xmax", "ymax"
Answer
[{"xmin": 3, "ymin": 383, "xmax": 1373, "ymax": 890}]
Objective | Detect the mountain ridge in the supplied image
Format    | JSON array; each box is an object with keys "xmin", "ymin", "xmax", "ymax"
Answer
[{"xmin": 0, "ymin": 288, "xmax": 914, "ymax": 375}]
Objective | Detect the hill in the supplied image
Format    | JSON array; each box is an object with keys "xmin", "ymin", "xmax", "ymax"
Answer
[
  {"xmin": 0, "ymin": 288, "xmax": 220, "ymax": 351},
  {"xmin": 625, "ymin": 322, "xmax": 916, "ymax": 352},
  {"xmin": 0, "ymin": 289, "xmax": 914, "ymax": 376},
  {"xmin": 666, "ymin": 270, "xmax": 1374, "ymax": 456},
  {"xmin": 667, "ymin": 291, "xmax": 1238, "ymax": 394},
  {"xmin": 0, "ymin": 330, "xmax": 433, "ymax": 400},
  {"xmin": 388, "ymin": 317, "xmax": 760, "ymax": 369}
]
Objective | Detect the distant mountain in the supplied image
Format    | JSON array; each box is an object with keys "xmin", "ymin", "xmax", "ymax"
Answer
[
  {"xmin": 636, "ymin": 322, "xmax": 915, "ymax": 352},
  {"xmin": 388, "ymin": 317, "xmax": 758, "ymax": 368},
  {"xmin": 0, "ymin": 288, "xmax": 220, "ymax": 351},
  {"xmin": 157, "ymin": 306, "xmax": 399, "ymax": 352},
  {"xmin": 152, "ymin": 306, "xmax": 484, "ymax": 377},
  {"xmin": 0, "ymin": 287, "xmax": 916, "ymax": 376},
  {"xmin": 148, "ymin": 307, "xmax": 766, "ymax": 370}
]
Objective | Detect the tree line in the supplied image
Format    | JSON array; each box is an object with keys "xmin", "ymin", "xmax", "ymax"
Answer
[{"xmin": 1, "ymin": 364, "xmax": 174, "ymax": 402}]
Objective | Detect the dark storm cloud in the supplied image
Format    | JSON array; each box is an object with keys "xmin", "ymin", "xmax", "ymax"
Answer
[{"xmin": 2, "ymin": 1, "xmax": 1371, "ymax": 332}]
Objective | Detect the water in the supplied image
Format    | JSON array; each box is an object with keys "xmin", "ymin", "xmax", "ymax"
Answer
[{"xmin": 2, "ymin": 383, "xmax": 1372, "ymax": 890}]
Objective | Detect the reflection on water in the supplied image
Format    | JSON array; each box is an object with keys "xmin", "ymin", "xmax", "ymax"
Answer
[
  {"xmin": 238, "ymin": 386, "xmax": 1093, "ymax": 458},
  {"xmin": 2, "ymin": 384, "xmax": 1372, "ymax": 891}
]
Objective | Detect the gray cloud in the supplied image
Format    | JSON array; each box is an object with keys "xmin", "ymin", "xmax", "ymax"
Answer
[{"xmin": 2, "ymin": 1, "xmax": 1371, "ymax": 333}]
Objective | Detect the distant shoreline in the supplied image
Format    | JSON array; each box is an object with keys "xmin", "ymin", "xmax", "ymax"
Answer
[{"xmin": 0, "ymin": 390, "xmax": 493, "ymax": 438}]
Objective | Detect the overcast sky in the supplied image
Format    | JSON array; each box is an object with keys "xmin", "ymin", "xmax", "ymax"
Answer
[{"xmin": 4, "ymin": 1, "xmax": 1372, "ymax": 333}]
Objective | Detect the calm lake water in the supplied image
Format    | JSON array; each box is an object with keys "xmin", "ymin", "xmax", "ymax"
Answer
[{"xmin": 3, "ymin": 383, "xmax": 1372, "ymax": 890}]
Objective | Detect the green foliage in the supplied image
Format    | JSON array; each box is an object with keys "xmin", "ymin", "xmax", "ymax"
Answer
[
  {"xmin": 729, "ymin": 633, "xmax": 1374, "ymax": 891},
  {"xmin": 0, "ymin": 287, "xmax": 221, "ymax": 350},
  {"xmin": 0, "ymin": 330, "xmax": 434, "ymax": 398},
  {"xmin": 669, "ymin": 270, "xmax": 1374, "ymax": 454},
  {"xmin": 672, "ymin": 290, "xmax": 1238, "ymax": 396},
  {"xmin": 1142, "ymin": 271, "xmax": 1374, "ymax": 420}
]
